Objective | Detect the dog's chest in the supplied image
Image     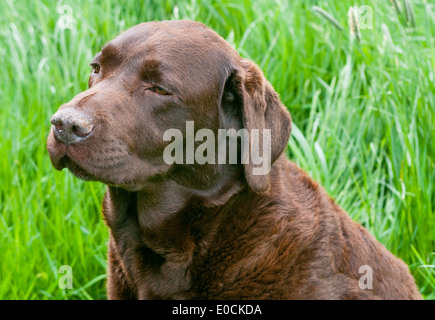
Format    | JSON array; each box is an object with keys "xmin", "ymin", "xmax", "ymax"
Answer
[{"xmin": 104, "ymin": 190, "xmax": 198, "ymax": 299}]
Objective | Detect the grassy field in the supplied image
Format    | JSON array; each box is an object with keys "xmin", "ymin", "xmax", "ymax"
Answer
[{"xmin": 0, "ymin": 0, "xmax": 434, "ymax": 299}]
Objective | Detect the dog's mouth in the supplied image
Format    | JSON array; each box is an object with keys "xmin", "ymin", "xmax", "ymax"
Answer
[
  {"xmin": 48, "ymin": 130, "xmax": 98, "ymax": 181},
  {"xmin": 58, "ymin": 155, "xmax": 97, "ymax": 181},
  {"xmin": 59, "ymin": 154, "xmax": 145, "ymax": 191},
  {"xmin": 47, "ymin": 130, "xmax": 155, "ymax": 191}
]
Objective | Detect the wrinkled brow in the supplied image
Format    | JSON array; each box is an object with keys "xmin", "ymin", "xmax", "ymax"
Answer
[
  {"xmin": 100, "ymin": 43, "xmax": 123, "ymax": 71},
  {"xmin": 139, "ymin": 59, "xmax": 163, "ymax": 83},
  {"xmin": 139, "ymin": 58, "xmax": 181, "ymax": 95}
]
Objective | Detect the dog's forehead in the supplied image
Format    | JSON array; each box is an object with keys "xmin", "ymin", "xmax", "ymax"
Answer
[
  {"xmin": 115, "ymin": 20, "xmax": 222, "ymax": 45},
  {"xmin": 99, "ymin": 21, "xmax": 240, "ymax": 96},
  {"xmin": 108, "ymin": 20, "xmax": 239, "ymax": 67}
]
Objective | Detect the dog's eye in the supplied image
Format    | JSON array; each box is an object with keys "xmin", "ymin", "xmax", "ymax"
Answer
[
  {"xmin": 90, "ymin": 63, "xmax": 100, "ymax": 75},
  {"xmin": 147, "ymin": 86, "xmax": 170, "ymax": 95}
]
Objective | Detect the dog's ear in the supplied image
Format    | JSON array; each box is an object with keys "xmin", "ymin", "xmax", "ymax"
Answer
[{"xmin": 219, "ymin": 59, "xmax": 292, "ymax": 193}]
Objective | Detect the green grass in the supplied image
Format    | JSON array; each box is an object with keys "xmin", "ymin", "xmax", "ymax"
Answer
[{"xmin": 0, "ymin": 0, "xmax": 434, "ymax": 299}]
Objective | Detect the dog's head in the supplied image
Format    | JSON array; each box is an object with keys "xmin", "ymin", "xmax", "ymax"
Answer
[{"xmin": 47, "ymin": 20, "xmax": 291, "ymax": 193}]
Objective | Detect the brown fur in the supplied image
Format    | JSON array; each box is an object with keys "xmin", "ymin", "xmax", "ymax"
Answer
[{"xmin": 47, "ymin": 20, "xmax": 422, "ymax": 300}]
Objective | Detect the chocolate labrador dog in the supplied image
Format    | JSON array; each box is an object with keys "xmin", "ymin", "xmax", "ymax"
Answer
[{"xmin": 47, "ymin": 20, "xmax": 421, "ymax": 299}]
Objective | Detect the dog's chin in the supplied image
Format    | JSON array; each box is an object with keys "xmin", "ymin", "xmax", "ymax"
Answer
[
  {"xmin": 57, "ymin": 155, "xmax": 146, "ymax": 191},
  {"xmin": 60, "ymin": 156, "xmax": 98, "ymax": 181}
]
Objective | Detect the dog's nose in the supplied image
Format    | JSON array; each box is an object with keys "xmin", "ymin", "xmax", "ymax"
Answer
[{"xmin": 51, "ymin": 108, "xmax": 94, "ymax": 145}]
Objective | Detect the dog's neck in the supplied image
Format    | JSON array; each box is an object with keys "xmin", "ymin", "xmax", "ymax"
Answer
[{"xmin": 103, "ymin": 165, "xmax": 245, "ymax": 298}]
